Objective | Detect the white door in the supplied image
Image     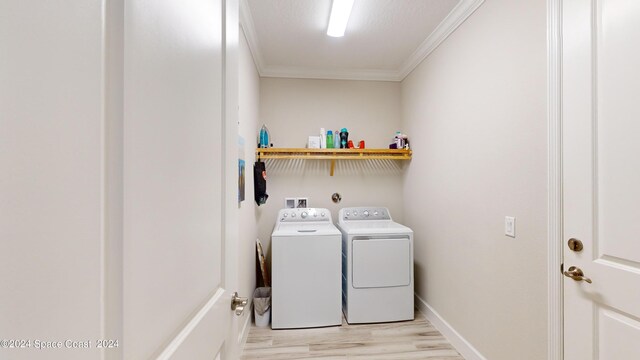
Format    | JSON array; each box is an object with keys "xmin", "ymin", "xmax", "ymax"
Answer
[
  {"xmin": 563, "ymin": 0, "xmax": 640, "ymax": 359},
  {"xmin": 123, "ymin": 0, "xmax": 240, "ymax": 359},
  {"xmin": 0, "ymin": 1, "xmax": 241, "ymax": 359}
]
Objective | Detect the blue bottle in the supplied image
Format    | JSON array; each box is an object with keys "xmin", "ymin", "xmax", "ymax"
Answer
[{"xmin": 259, "ymin": 125, "xmax": 270, "ymax": 148}]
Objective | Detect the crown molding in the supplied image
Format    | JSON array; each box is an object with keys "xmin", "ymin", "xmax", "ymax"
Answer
[
  {"xmin": 240, "ymin": 0, "xmax": 485, "ymax": 82},
  {"xmin": 260, "ymin": 66, "xmax": 400, "ymax": 82},
  {"xmin": 398, "ymin": 0, "xmax": 485, "ymax": 80},
  {"xmin": 239, "ymin": 0, "xmax": 265, "ymax": 75}
]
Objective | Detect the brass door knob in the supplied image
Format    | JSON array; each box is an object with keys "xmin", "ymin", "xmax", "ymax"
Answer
[
  {"xmin": 563, "ymin": 266, "xmax": 592, "ymax": 283},
  {"xmin": 568, "ymin": 238, "xmax": 583, "ymax": 252},
  {"xmin": 231, "ymin": 292, "xmax": 248, "ymax": 316}
]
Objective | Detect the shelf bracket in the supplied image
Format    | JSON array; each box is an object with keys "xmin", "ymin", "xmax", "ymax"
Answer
[{"xmin": 330, "ymin": 159, "xmax": 335, "ymax": 176}]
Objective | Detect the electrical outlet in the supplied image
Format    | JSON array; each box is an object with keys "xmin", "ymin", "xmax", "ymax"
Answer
[
  {"xmin": 505, "ymin": 216, "xmax": 516, "ymax": 237},
  {"xmin": 296, "ymin": 197, "xmax": 308, "ymax": 208}
]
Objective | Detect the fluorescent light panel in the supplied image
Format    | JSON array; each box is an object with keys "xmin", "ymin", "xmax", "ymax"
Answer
[{"xmin": 327, "ymin": 0, "xmax": 354, "ymax": 37}]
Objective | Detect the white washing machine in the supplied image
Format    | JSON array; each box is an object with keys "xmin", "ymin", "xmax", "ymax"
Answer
[
  {"xmin": 337, "ymin": 207, "xmax": 414, "ymax": 324},
  {"xmin": 271, "ymin": 208, "xmax": 342, "ymax": 329}
]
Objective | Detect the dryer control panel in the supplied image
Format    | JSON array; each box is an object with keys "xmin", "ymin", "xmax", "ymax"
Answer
[
  {"xmin": 339, "ymin": 207, "xmax": 391, "ymax": 221},
  {"xmin": 278, "ymin": 208, "xmax": 332, "ymax": 222}
]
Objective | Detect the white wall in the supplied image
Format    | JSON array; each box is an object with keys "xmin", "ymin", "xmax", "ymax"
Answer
[
  {"xmin": 257, "ymin": 78, "xmax": 404, "ymax": 253},
  {"xmin": 0, "ymin": 2, "xmax": 116, "ymax": 359},
  {"xmin": 105, "ymin": 1, "xmax": 125, "ymax": 358},
  {"xmin": 401, "ymin": 0, "xmax": 548, "ymax": 359},
  {"xmin": 238, "ymin": 26, "xmax": 260, "ymax": 321}
]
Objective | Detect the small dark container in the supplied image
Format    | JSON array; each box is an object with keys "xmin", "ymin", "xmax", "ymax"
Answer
[{"xmin": 340, "ymin": 131, "xmax": 349, "ymax": 148}]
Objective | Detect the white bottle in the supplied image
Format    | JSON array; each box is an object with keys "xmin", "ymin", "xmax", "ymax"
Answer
[
  {"xmin": 394, "ymin": 131, "xmax": 402, "ymax": 149},
  {"xmin": 320, "ymin": 128, "xmax": 326, "ymax": 148}
]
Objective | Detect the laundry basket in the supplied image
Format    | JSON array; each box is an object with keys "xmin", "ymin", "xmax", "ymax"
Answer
[{"xmin": 253, "ymin": 287, "xmax": 271, "ymax": 327}]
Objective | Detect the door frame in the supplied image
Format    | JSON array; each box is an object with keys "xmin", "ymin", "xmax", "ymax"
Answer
[{"xmin": 547, "ymin": 0, "xmax": 563, "ymax": 359}]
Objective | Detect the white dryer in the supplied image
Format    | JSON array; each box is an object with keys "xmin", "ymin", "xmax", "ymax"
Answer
[
  {"xmin": 337, "ymin": 207, "xmax": 414, "ymax": 324},
  {"xmin": 271, "ymin": 208, "xmax": 342, "ymax": 329}
]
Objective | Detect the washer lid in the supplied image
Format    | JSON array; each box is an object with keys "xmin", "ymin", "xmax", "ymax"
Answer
[{"xmin": 272, "ymin": 222, "xmax": 341, "ymax": 236}]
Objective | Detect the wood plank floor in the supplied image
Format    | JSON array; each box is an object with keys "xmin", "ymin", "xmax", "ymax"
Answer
[{"xmin": 241, "ymin": 310, "xmax": 464, "ymax": 359}]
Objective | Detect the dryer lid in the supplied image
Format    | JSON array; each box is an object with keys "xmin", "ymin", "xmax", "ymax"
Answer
[{"xmin": 337, "ymin": 221, "xmax": 412, "ymax": 235}]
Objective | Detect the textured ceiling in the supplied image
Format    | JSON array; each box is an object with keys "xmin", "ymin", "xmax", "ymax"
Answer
[{"xmin": 241, "ymin": 0, "xmax": 484, "ymax": 81}]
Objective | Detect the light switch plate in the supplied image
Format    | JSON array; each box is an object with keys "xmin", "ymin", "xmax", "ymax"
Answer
[
  {"xmin": 505, "ymin": 216, "xmax": 516, "ymax": 237},
  {"xmin": 285, "ymin": 198, "xmax": 296, "ymax": 209}
]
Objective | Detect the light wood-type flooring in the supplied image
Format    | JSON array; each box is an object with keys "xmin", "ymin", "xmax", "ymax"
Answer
[{"xmin": 241, "ymin": 310, "xmax": 464, "ymax": 359}]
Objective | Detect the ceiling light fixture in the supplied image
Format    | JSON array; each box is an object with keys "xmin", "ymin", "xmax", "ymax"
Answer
[{"xmin": 327, "ymin": 0, "xmax": 355, "ymax": 37}]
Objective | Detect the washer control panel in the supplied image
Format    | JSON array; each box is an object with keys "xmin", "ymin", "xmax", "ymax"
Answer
[
  {"xmin": 340, "ymin": 207, "xmax": 391, "ymax": 221},
  {"xmin": 278, "ymin": 208, "xmax": 331, "ymax": 222}
]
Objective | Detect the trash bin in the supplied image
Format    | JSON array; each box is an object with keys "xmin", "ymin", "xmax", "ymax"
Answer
[{"xmin": 253, "ymin": 287, "xmax": 271, "ymax": 327}]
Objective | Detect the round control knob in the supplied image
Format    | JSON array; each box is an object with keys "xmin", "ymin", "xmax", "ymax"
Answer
[
  {"xmin": 291, "ymin": 212, "xmax": 296, "ymax": 218},
  {"xmin": 283, "ymin": 213, "xmax": 288, "ymax": 217},
  {"xmin": 321, "ymin": 212, "xmax": 325, "ymax": 217},
  {"xmin": 346, "ymin": 211, "xmax": 350, "ymax": 216},
  {"xmin": 374, "ymin": 211, "xmax": 379, "ymax": 216},
  {"xmin": 353, "ymin": 211, "xmax": 358, "ymax": 216},
  {"xmin": 301, "ymin": 212, "xmax": 308, "ymax": 219},
  {"xmin": 364, "ymin": 210, "xmax": 370, "ymax": 217}
]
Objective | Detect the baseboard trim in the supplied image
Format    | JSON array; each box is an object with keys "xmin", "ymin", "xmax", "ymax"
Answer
[{"xmin": 415, "ymin": 294, "xmax": 487, "ymax": 360}]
